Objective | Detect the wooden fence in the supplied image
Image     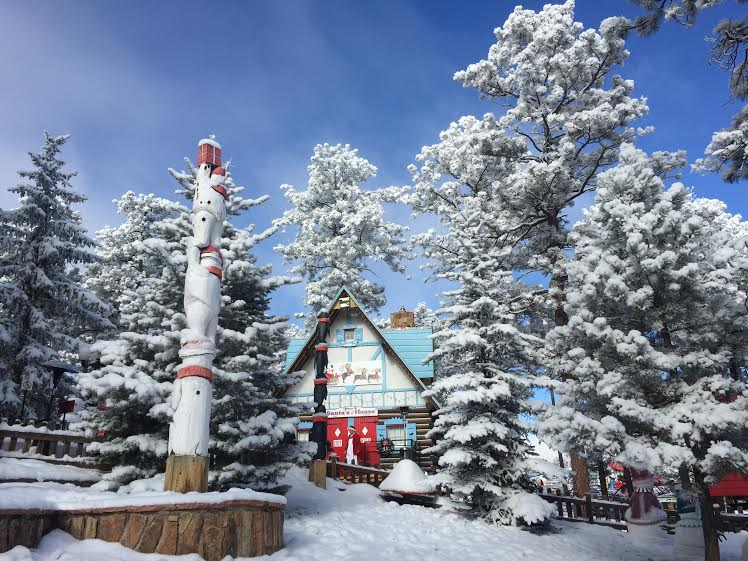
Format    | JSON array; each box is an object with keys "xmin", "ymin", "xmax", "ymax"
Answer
[
  {"xmin": 540, "ymin": 490, "xmax": 748, "ymax": 533},
  {"xmin": 0, "ymin": 428, "xmax": 96, "ymax": 464},
  {"xmin": 327, "ymin": 458, "xmax": 389, "ymax": 487}
]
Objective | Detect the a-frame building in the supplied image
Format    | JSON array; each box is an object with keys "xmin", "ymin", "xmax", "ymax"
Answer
[{"xmin": 284, "ymin": 287, "xmax": 437, "ymax": 471}]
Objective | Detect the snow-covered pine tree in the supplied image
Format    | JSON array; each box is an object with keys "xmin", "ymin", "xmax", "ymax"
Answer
[
  {"xmin": 77, "ymin": 192, "xmax": 188, "ymax": 483},
  {"xmin": 408, "ymin": 125, "xmax": 553, "ymax": 525},
  {"xmin": 627, "ymin": 0, "xmax": 748, "ymax": 182},
  {"xmin": 410, "ymin": 0, "xmax": 649, "ymax": 492},
  {"xmin": 170, "ymin": 159, "xmax": 309, "ymax": 491},
  {"xmin": 537, "ymin": 144, "xmax": 748, "ymax": 560},
  {"xmin": 81, "ymin": 158, "xmax": 309, "ymax": 490},
  {"xmin": 424, "ymin": 267, "xmax": 554, "ymax": 526},
  {"xmin": 275, "ymin": 143, "xmax": 407, "ymax": 323},
  {"xmin": 0, "ymin": 132, "xmax": 111, "ymax": 419}
]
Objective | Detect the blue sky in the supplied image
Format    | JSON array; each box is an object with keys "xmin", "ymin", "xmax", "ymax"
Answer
[{"xmin": 0, "ymin": 0, "xmax": 744, "ymax": 324}]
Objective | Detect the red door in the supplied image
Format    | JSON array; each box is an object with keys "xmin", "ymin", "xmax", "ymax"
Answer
[
  {"xmin": 355, "ymin": 416, "xmax": 380, "ymax": 467},
  {"xmin": 327, "ymin": 417, "xmax": 349, "ymax": 460}
]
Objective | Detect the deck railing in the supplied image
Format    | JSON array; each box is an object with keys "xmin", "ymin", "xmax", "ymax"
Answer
[
  {"xmin": 326, "ymin": 457, "xmax": 389, "ymax": 487},
  {"xmin": 540, "ymin": 490, "xmax": 748, "ymax": 533},
  {"xmin": 0, "ymin": 428, "xmax": 95, "ymax": 462}
]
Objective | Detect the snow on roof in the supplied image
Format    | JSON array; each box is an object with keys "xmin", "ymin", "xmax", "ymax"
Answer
[{"xmin": 285, "ymin": 328, "xmax": 434, "ymax": 380}]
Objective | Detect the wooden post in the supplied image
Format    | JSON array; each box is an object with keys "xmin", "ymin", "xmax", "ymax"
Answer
[
  {"xmin": 164, "ymin": 455, "xmax": 209, "ymax": 493},
  {"xmin": 585, "ymin": 494, "xmax": 594, "ymax": 523},
  {"xmin": 309, "ymin": 459, "xmax": 327, "ymax": 489},
  {"xmin": 330, "ymin": 456, "xmax": 337, "ymax": 479}
]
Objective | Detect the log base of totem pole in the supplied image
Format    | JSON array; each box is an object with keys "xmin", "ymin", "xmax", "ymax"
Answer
[
  {"xmin": 308, "ymin": 459, "xmax": 327, "ymax": 489},
  {"xmin": 164, "ymin": 455, "xmax": 209, "ymax": 493}
]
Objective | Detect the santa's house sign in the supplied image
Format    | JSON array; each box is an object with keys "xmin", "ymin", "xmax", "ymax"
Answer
[{"xmin": 327, "ymin": 407, "xmax": 378, "ymax": 419}]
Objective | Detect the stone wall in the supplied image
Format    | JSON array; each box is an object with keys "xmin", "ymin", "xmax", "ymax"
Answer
[{"xmin": 0, "ymin": 499, "xmax": 284, "ymax": 561}]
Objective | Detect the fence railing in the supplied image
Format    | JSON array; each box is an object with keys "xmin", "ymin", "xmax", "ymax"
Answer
[
  {"xmin": 327, "ymin": 457, "xmax": 389, "ymax": 487},
  {"xmin": 540, "ymin": 490, "xmax": 748, "ymax": 533},
  {"xmin": 0, "ymin": 429, "xmax": 95, "ymax": 462}
]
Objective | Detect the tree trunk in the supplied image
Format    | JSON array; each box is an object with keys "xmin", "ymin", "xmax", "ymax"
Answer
[
  {"xmin": 693, "ymin": 467, "xmax": 720, "ymax": 561},
  {"xmin": 598, "ymin": 461, "xmax": 609, "ymax": 499},
  {"xmin": 679, "ymin": 463, "xmax": 692, "ymax": 490},
  {"xmin": 623, "ymin": 467, "xmax": 634, "ymax": 495},
  {"xmin": 550, "ymin": 270, "xmax": 591, "ymax": 497}
]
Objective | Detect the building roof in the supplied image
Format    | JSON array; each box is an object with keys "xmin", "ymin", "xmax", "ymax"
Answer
[
  {"xmin": 285, "ymin": 328, "xmax": 434, "ymax": 380},
  {"xmin": 283, "ymin": 286, "xmax": 436, "ymax": 406}
]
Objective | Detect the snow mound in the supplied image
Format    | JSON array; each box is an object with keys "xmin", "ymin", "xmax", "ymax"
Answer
[{"xmin": 379, "ymin": 460, "xmax": 434, "ymax": 494}]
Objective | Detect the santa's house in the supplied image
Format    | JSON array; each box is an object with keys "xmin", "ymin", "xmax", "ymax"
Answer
[{"xmin": 284, "ymin": 287, "xmax": 437, "ymax": 471}]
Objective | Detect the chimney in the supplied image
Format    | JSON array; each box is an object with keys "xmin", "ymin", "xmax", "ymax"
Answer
[{"xmin": 390, "ymin": 306, "xmax": 415, "ymax": 329}]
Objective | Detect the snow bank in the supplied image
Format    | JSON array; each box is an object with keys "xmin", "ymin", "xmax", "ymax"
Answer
[
  {"xmin": 0, "ymin": 458, "xmax": 101, "ymax": 483},
  {"xmin": 379, "ymin": 460, "xmax": 434, "ymax": 494},
  {"xmin": 0, "ymin": 480, "xmax": 285, "ymax": 512},
  {"xmin": 6, "ymin": 466, "xmax": 748, "ymax": 561},
  {"xmin": 3, "ymin": 529, "xmax": 204, "ymax": 560}
]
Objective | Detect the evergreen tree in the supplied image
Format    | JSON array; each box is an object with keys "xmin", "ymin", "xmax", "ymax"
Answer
[
  {"xmin": 170, "ymin": 162, "xmax": 310, "ymax": 490},
  {"xmin": 424, "ymin": 269, "xmax": 553, "ymax": 526},
  {"xmin": 0, "ymin": 132, "xmax": 111, "ymax": 419},
  {"xmin": 77, "ymin": 192, "xmax": 187, "ymax": 483},
  {"xmin": 537, "ymin": 144, "xmax": 748, "ymax": 560},
  {"xmin": 627, "ymin": 0, "xmax": 748, "ymax": 182},
  {"xmin": 275, "ymin": 143, "xmax": 407, "ymax": 323},
  {"xmin": 409, "ymin": 0, "xmax": 649, "ymax": 492},
  {"xmin": 408, "ymin": 122, "xmax": 553, "ymax": 524},
  {"xmin": 80, "ymin": 157, "xmax": 308, "ymax": 490}
]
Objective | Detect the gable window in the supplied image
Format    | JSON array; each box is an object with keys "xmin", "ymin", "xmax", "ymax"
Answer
[
  {"xmin": 343, "ymin": 328, "xmax": 355, "ymax": 342},
  {"xmin": 297, "ymin": 429, "xmax": 310, "ymax": 442}
]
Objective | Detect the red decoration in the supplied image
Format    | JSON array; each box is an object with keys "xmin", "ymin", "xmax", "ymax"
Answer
[
  {"xmin": 176, "ymin": 365, "xmax": 214, "ymax": 383},
  {"xmin": 200, "ymin": 245, "xmax": 223, "ymax": 264},
  {"xmin": 710, "ymin": 473, "xmax": 748, "ymax": 497},
  {"xmin": 198, "ymin": 142, "xmax": 221, "ymax": 167},
  {"xmin": 211, "ymin": 166, "xmax": 226, "ymax": 177},
  {"xmin": 206, "ymin": 265, "xmax": 223, "ymax": 280},
  {"xmin": 211, "ymin": 184, "xmax": 229, "ymax": 200},
  {"xmin": 314, "ymin": 378, "xmax": 328, "ymax": 385},
  {"xmin": 317, "ymin": 317, "xmax": 330, "ymax": 323},
  {"xmin": 315, "ymin": 343, "xmax": 328, "ymax": 351}
]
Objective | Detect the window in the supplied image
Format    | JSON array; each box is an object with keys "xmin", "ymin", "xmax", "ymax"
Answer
[
  {"xmin": 386, "ymin": 424, "xmax": 405, "ymax": 446},
  {"xmin": 343, "ymin": 328, "xmax": 355, "ymax": 342},
  {"xmin": 297, "ymin": 430, "xmax": 310, "ymax": 442}
]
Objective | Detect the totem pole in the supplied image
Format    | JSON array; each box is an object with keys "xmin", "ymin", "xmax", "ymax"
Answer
[
  {"xmin": 164, "ymin": 137, "xmax": 228, "ymax": 493},
  {"xmin": 308, "ymin": 312, "xmax": 330, "ymax": 487}
]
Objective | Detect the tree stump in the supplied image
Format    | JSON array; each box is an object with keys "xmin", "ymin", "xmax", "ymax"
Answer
[{"xmin": 164, "ymin": 455, "xmax": 208, "ymax": 493}]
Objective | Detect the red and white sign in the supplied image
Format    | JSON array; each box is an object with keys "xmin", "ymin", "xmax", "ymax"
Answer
[{"xmin": 327, "ymin": 407, "xmax": 378, "ymax": 419}]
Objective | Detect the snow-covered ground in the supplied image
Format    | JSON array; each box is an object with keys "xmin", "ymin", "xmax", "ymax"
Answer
[{"xmin": 2, "ymin": 466, "xmax": 746, "ymax": 561}]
